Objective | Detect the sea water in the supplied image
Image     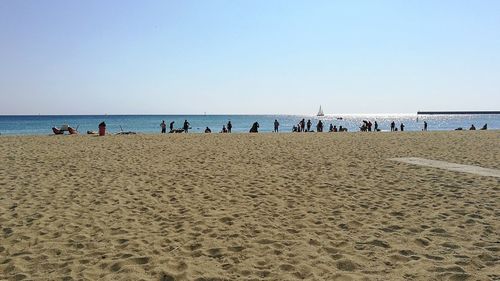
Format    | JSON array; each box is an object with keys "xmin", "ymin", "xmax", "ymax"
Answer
[{"xmin": 0, "ymin": 114, "xmax": 498, "ymax": 135}]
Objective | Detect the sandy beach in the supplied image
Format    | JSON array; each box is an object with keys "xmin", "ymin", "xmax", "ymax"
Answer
[{"xmin": 0, "ymin": 131, "xmax": 498, "ymax": 281}]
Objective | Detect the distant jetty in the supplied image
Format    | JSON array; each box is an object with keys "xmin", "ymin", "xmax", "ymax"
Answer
[{"xmin": 417, "ymin": 111, "xmax": 500, "ymax": 115}]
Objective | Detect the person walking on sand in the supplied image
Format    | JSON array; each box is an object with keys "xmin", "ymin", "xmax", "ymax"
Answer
[
  {"xmin": 400, "ymin": 123, "xmax": 405, "ymax": 132},
  {"xmin": 306, "ymin": 119, "xmax": 312, "ymax": 132},
  {"xmin": 391, "ymin": 121, "xmax": 396, "ymax": 132},
  {"xmin": 274, "ymin": 119, "xmax": 280, "ymax": 132},
  {"xmin": 227, "ymin": 121, "xmax": 232, "ymax": 133},
  {"xmin": 423, "ymin": 121, "xmax": 428, "ymax": 131},
  {"xmin": 374, "ymin": 121, "xmax": 379, "ymax": 131},
  {"xmin": 169, "ymin": 121, "xmax": 175, "ymax": 132},
  {"xmin": 183, "ymin": 120, "xmax": 190, "ymax": 133},
  {"xmin": 160, "ymin": 120, "xmax": 167, "ymax": 134}
]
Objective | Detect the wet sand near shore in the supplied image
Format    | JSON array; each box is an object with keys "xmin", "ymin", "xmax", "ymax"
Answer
[{"xmin": 0, "ymin": 131, "xmax": 499, "ymax": 280}]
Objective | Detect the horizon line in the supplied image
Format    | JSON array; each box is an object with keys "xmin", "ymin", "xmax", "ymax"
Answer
[{"xmin": 0, "ymin": 112, "xmax": 425, "ymax": 117}]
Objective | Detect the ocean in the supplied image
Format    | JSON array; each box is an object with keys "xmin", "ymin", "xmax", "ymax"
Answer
[{"xmin": 0, "ymin": 114, "xmax": 498, "ymax": 135}]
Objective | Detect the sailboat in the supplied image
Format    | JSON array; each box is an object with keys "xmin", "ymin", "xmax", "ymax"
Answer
[{"xmin": 317, "ymin": 105, "xmax": 324, "ymax": 117}]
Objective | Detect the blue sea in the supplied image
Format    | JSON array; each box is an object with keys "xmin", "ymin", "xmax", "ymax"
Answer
[{"xmin": 0, "ymin": 114, "xmax": 498, "ymax": 135}]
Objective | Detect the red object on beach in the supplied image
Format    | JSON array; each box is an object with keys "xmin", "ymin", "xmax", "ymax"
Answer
[{"xmin": 98, "ymin": 122, "xmax": 106, "ymax": 136}]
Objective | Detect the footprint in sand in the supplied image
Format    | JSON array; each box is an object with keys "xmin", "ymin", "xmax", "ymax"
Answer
[
  {"xmin": 415, "ymin": 238, "xmax": 431, "ymax": 247},
  {"xmin": 336, "ymin": 259, "xmax": 358, "ymax": 271},
  {"xmin": 279, "ymin": 264, "xmax": 295, "ymax": 272}
]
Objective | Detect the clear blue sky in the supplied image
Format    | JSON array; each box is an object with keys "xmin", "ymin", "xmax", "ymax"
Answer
[{"xmin": 1, "ymin": 0, "xmax": 499, "ymax": 115}]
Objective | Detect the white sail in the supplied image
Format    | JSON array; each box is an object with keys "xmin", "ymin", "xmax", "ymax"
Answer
[{"xmin": 317, "ymin": 105, "xmax": 324, "ymax": 116}]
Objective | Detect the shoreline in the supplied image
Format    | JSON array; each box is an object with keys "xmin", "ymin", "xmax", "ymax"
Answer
[{"xmin": 1, "ymin": 129, "xmax": 499, "ymax": 137}]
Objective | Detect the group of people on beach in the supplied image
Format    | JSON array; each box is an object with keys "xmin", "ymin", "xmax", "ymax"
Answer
[
  {"xmin": 159, "ymin": 119, "xmax": 490, "ymax": 134},
  {"xmin": 389, "ymin": 121, "xmax": 405, "ymax": 132},
  {"xmin": 292, "ymin": 119, "xmax": 324, "ymax": 132},
  {"xmin": 456, "ymin": 124, "xmax": 488, "ymax": 131},
  {"xmin": 160, "ymin": 120, "xmax": 191, "ymax": 133}
]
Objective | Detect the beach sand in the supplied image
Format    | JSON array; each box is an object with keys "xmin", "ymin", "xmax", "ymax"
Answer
[{"xmin": 0, "ymin": 131, "xmax": 499, "ymax": 280}]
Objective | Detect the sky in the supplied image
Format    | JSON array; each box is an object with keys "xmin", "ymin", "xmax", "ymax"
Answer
[{"xmin": 1, "ymin": 0, "xmax": 499, "ymax": 115}]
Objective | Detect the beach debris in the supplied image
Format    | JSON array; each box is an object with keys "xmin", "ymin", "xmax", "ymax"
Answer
[{"xmin": 115, "ymin": 131, "xmax": 137, "ymax": 135}]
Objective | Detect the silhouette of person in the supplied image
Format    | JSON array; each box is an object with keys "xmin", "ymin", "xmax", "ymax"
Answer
[
  {"xmin": 316, "ymin": 120, "xmax": 323, "ymax": 132},
  {"xmin": 160, "ymin": 120, "xmax": 167, "ymax": 133},
  {"xmin": 391, "ymin": 121, "xmax": 395, "ymax": 132},
  {"xmin": 374, "ymin": 121, "xmax": 379, "ymax": 131},
  {"xmin": 400, "ymin": 123, "xmax": 405, "ymax": 132},
  {"xmin": 481, "ymin": 124, "xmax": 487, "ymax": 130},
  {"xmin": 169, "ymin": 121, "xmax": 175, "ymax": 131},
  {"xmin": 329, "ymin": 124, "xmax": 333, "ymax": 132},
  {"xmin": 183, "ymin": 120, "xmax": 190, "ymax": 133},
  {"xmin": 249, "ymin": 122, "xmax": 259, "ymax": 133},
  {"xmin": 274, "ymin": 119, "xmax": 280, "ymax": 132},
  {"xmin": 205, "ymin": 127, "xmax": 211, "ymax": 133},
  {"xmin": 300, "ymin": 119, "xmax": 305, "ymax": 132},
  {"xmin": 306, "ymin": 119, "xmax": 312, "ymax": 132},
  {"xmin": 222, "ymin": 125, "xmax": 228, "ymax": 133},
  {"xmin": 470, "ymin": 124, "xmax": 476, "ymax": 130},
  {"xmin": 424, "ymin": 121, "xmax": 428, "ymax": 131},
  {"xmin": 227, "ymin": 121, "xmax": 232, "ymax": 133}
]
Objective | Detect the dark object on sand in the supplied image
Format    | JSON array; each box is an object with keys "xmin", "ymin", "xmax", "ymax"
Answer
[
  {"xmin": 455, "ymin": 127, "xmax": 463, "ymax": 131},
  {"xmin": 52, "ymin": 127, "xmax": 64, "ymax": 135},
  {"xmin": 169, "ymin": 129, "xmax": 185, "ymax": 133},
  {"xmin": 249, "ymin": 122, "xmax": 259, "ymax": 133},
  {"xmin": 481, "ymin": 124, "xmax": 487, "ymax": 130},
  {"xmin": 87, "ymin": 131, "xmax": 97, "ymax": 135},
  {"xmin": 116, "ymin": 131, "xmax": 136, "ymax": 135},
  {"xmin": 68, "ymin": 127, "xmax": 78, "ymax": 135},
  {"xmin": 52, "ymin": 124, "xmax": 78, "ymax": 135},
  {"xmin": 99, "ymin": 122, "xmax": 106, "ymax": 136}
]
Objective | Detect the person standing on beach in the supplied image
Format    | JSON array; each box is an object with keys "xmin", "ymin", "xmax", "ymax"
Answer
[
  {"xmin": 274, "ymin": 119, "xmax": 280, "ymax": 132},
  {"xmin": 306, "ymin": 119, "xmax": 312, "ymax": 132},
  {"xmin": 391, "ymin": 121, "xmax": 395, "ymax": 131},
  {"xmin": 227, "ymin": 121, "xmax": 232, "ymax": 133},
  {"xmin": 183, "ymin": 120, "xmax": 190, "ymax": 133},
  {"xmin": 424, "ymin": 121, "xmax": 428, "ymax": 131},
  {"xmin": 160, "ymin": 120, "xmax": 167, "ymax": 134},
  {"xmin": 300, "ymin": 119, "xmax": 305, "ymax": 132},
  {"xmin": 374, "ymin": 121, "xmax": 379, "ymax": 131},
  {"xmin": 316, "ymin": 120, "xmax": 323, "ymax": 132},
  {"xmin": 169, "ymin": 121, "xmax": 175, "ymax": 132},
  {"xmin": 400, "ymin": 123, "xmax": 405, "ymax": 132}
]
